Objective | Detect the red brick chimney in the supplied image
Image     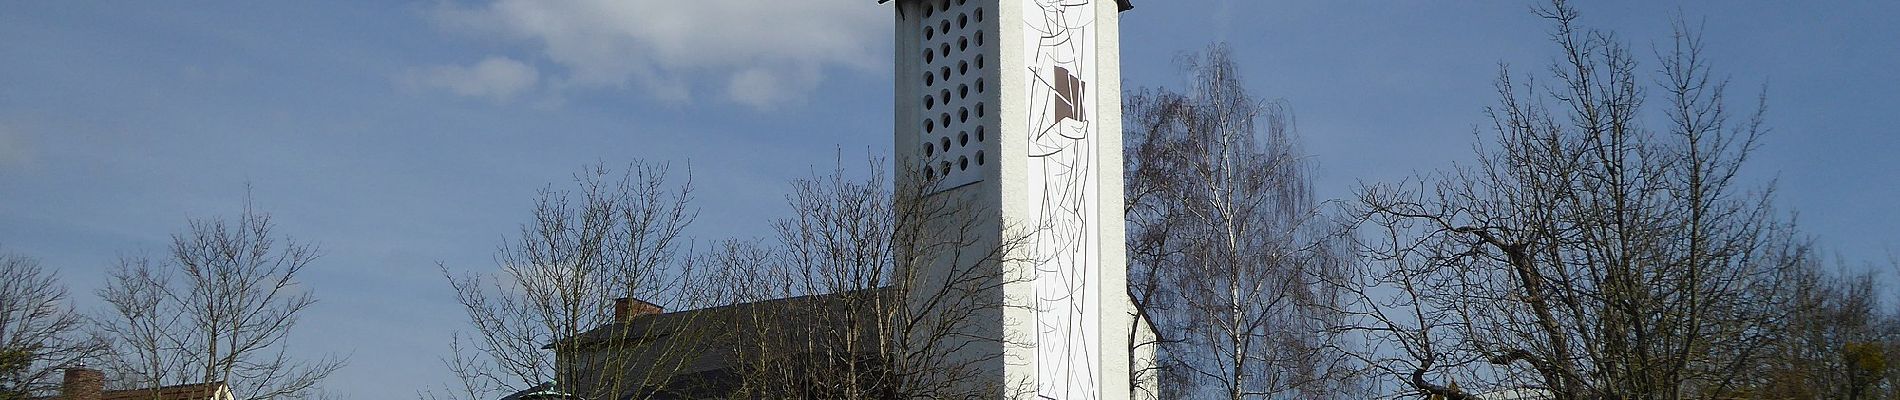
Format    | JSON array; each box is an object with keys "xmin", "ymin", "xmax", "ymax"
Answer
[
  {"xmin": 61, "ymin": 367, "xmax": 103, "ymax": 400},
  {"xmin": 613, "ymin": 297, "xmax": 663, "ymax": 323}
]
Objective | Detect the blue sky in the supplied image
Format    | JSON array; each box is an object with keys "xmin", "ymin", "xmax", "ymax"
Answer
[{"xmin": 2, "ymin": 1, "xmax": 1895, "ymax": 397}]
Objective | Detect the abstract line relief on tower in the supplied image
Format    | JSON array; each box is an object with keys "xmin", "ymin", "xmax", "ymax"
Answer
[{"xmin": 1023, "ymin": 0, "xmax": 1100, "ymax": 398}]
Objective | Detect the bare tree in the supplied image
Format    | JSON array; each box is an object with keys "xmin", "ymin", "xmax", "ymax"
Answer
[
  {"xmin": 1342, "ymin": 2, "xmax": 1802, "ymax": 398},
  {"xmin": 0, "ymin": 247, "xmax": 105, "ymax": 397},
  {"xmin": 1758, "ymin": 259, "xmax": 1900, "ymax": 399},
  {"xmin": 97, "ymin": 197, "xmax": 343, "ymax": 399},
  {"xmin": 1124, "ymin": 45, "xmax": 1360, "ymax": 399},
  {"xmin": 433, "ymin": 161, "xmax": 704, "ymax": 400},
  {"xmin": 706, "ymin": 158, "xmax": 1036, "ymax": 399}
]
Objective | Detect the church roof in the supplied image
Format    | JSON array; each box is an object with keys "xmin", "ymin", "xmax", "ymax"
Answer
[
  {"xmin": 549, "ymin": 287, "xmax": 895, "ymax": 374},
  {"xmin": 553, "ymin": 286, "xmax": 891, "ymax": 348},
  {"xmin": 542, "ymin": 287, "xmax": 897, "ymax": 399}
]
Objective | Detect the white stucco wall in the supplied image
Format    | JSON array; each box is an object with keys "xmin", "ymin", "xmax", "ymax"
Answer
[{"xmin": 894, "ymin": 1, "xmax": 1137, "ymax": 398}]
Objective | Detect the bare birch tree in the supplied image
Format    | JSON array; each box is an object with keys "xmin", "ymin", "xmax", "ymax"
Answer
[
  {"xmin": 0, "ymin": 247, "xmax": 105, "ymax": 397},
  {"xmin": 433, "ymin": 161, "xmax": 704, "ymax": 400},
  {"xmin": 97, "ymin": 197, "xmax": 343, "ymax": 399},
  {"xmin": 1124, "ymin": 45, "xmax": 1360, "ymax": 399},
  {"xmin": 1341, "ymin": 2, "xmax": 1804, "ymax": 398}
]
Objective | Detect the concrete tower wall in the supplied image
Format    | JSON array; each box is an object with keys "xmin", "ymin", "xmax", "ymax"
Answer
[{"xmin": 894, "ymin": 0, "xmax": 1135, "ymax": 398}]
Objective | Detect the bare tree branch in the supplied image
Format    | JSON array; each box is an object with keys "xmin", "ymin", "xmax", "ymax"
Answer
[
  {"xmin": 0, "ymin": 247, "xmax": 106, "ymax": 397},
  {"xmin": 97, "ymin": 191, "xmax": 343, "ymax": 399}
]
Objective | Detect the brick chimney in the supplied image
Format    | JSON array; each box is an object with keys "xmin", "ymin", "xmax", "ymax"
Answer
[
  {"xmin": 61, "ymin": 367, "xmax": 104, "ymax": 400},
  {"xmin": 613, "ymin": 297, "xmax": 663, "ymax": 323}
]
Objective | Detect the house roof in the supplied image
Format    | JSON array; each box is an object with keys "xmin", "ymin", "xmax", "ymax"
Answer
[
  {"xmin": 498, "ymin": 382, "xmax": 579, "ymax": 400},
  {"xmin": 99, "ymin": 382, "xmax": 231, "ymax": 400},
  {"xmin": 876, "ymin": 0, "xmax": 1133, "ymax": 12}
]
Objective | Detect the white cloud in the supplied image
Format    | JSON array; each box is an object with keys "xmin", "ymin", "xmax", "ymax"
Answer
[
  {"xmin": 404, "ymin": 56, "xmax": 541, "ymax": 102},
  {"xmin": 430, "ymin": 0, "xmax": 886, "ymax": 109}
]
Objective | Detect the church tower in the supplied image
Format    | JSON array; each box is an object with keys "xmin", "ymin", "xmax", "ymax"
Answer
[{"xmin": 889, "ymin": 1, "xmax": 1139, "ymax": 398}]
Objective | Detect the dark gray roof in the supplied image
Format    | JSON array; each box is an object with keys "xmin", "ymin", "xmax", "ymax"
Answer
[
  {"xmin": 547, "ymin": 286, "xmax": 899, "ymax": 381},
  {"xmin": 498, "ymin": 382, "xmax": 579, "ymax": 400},
  {"xmin": 544, "ymin": 287, "xmax": 898, "ymax": 399},
  {"xmin": 550, "ymin": 287, "xmax": 892, "ymax": 351}
]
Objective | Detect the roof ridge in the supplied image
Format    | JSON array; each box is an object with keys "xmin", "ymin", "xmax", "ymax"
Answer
[{"xmin": 106, "ymin": 380, "xmax": 225, "ymax": 391}]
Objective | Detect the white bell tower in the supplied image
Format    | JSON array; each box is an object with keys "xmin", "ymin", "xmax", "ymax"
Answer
[{"xmin": 889, "ymin": 0, "xmax": 1138, "ymax": 398}]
